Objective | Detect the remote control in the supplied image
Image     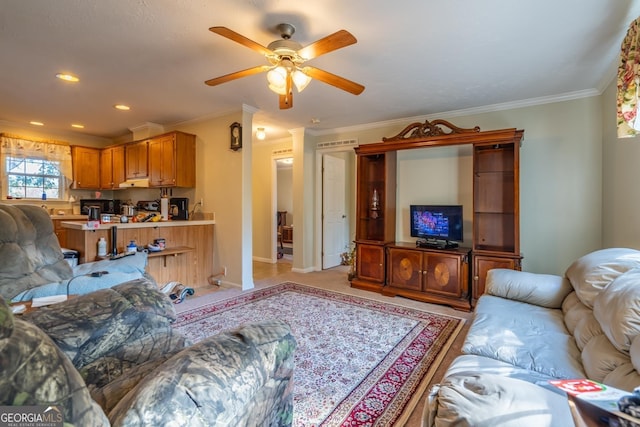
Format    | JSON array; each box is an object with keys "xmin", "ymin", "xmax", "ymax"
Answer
[
  {"xmin": 90, "ymin": 271, "xmax": 109, "ymax": 277},
  {"xmin": 109, "ymin": 252, "xmax": 136, "ymax": 260}
]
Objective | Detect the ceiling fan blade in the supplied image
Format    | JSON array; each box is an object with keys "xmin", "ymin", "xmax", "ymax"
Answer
[
  {"xmin": 205, "ymin": 65, "xmax": 270, "ymax": 86},
  {"xmin": 279, "ymin": 94, "xmax": 293, "ymax": 109},
  {"xmin": 302, "ymin": 66, "xmax": 365, "ymax": 95},
  {"xmin": 297, "ymin": 30, "xmax": 357, "ymax": 60},
  {"xmin": 209, "ymin": 26, "xmax": 273, "ymax": 56}
]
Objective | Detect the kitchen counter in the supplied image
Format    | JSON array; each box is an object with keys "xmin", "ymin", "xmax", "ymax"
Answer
[
  {"xmin": 60, "ymin": 219, "xmax": 215, "ymax": 230},
  {"xmin": 62, "ymin": 219, "xmax": 215, "ymax": 287},
  {"xmin": 50, "ymin": 214, "xmax": 87, "ymax": 220}
]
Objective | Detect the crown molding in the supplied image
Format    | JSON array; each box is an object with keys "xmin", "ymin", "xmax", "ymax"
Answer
[{"xmin": 310, "ymin": 89, "xmax": 601, "ymax": 137}]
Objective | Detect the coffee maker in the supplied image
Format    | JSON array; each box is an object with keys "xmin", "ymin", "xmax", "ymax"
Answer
[{"xmin": 169, "ymin": 198, "xmax": 189, "ymax": 220}]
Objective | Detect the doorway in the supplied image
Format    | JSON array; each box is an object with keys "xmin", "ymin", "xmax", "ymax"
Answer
[
  {"xmin": 318, "ymin": 150, "xmax": 355, "ymax": 270},
  {"xmin": 276, "ymin": 157, "xmax": 293, "ymax": 264}
]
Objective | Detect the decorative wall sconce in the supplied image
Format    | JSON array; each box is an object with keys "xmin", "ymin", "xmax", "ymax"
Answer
[{"xmin": 256, "ymin": 127, "xmax": 266, "ymax": 140}]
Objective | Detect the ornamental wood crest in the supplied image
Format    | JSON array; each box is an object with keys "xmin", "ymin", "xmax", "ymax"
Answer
[{"xmin": 382, "ymin": 119, "xmax": 480, "ymax": 142}]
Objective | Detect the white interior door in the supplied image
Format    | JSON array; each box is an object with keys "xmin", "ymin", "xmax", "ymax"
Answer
[{"xmin": 322, "ymin": 154, "xmax": 346, "ymax": 269}]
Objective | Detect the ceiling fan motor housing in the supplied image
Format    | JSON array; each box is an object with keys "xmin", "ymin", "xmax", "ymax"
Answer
[{"xmin": 267, "ymin": 39, "xmax": 304, "ymax": 63}]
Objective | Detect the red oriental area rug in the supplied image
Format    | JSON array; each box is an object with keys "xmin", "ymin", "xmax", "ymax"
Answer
[{"xmin": 173, "ymin": 282, "xmax": 464, "ymax": 426}]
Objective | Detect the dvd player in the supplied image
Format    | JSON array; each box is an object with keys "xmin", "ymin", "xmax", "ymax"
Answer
[{"xmin": 416, "ymin": 239, "xmax": 459, "ymax": 250}]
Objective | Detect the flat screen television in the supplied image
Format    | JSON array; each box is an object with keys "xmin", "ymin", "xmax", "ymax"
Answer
[{"xmin": 410, "ymin": 205, "xmax": 463, "ymax": 242}]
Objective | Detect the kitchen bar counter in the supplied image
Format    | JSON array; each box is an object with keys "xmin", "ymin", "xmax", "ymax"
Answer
[
  {"xmin": 50, "ymin": 214, "xmax": 87, "ymax": 220},
  {"xmin": 63, "ymin": 220, "xmax": 215, "ymax": 288},
  {"xmin": 60, "ymin": 219, "xmax": 215, "ymax": 230}
]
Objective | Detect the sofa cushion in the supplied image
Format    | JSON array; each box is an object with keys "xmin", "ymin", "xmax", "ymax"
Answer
[
  {"xmin": 426, "ymin": 374, "xmax": 574, "ymax": 427},
  {"xmin": 0, "ymin": 296, "xmax": 109, "ymax": 426},
  {"xmin": 0, "ymin": 204, "xmax": 73, "ymax": 300},
  {"xmin": 593, "ymin": 268, "xmax": 640, "ymax": 352},
  {"xmin": 486, "ymin": 269, "xmax": 572, "ymax": 308},
  {"xmin": 581, "ymin": 334, "xmax": 631, "ymax": 382},
  {"xmin": 23, "ymin": 279, "xmax": 177, "ymax": 369},
  {"xmin": 463, "ymin": 295, "xmax": 585, "ymax": 379},
  {"xmin": 444, "ymin": 354, "xmax": 557, "ymax": 384},
  {"xmin": 13, "ymin": 251, "xmax": 150, "ymax": 302},
  {"xmin": 565, "ymin": 248, "xmax": 640, "ymax": 308},
  {"xmin": 108, "ymin": 320, "xmax": 296, "ymax": 426}
]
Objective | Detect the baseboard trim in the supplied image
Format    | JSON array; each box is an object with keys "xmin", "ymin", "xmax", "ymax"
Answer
[{"xmin": 291, "ymin": 266, "xmax": 315, "ymax": 273}]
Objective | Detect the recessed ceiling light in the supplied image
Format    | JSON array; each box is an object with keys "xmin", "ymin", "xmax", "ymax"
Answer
[
  {"xmin": 30, "ymin": 121, "xmax": 44, "ymax": 126},
  {"xmin": 114, "ymin": 104, "xmax": 130, "ymax": 111},
  {"xmin": 71, "ymin": 124, "xmax": 84, "ymax": 129},
  {"xmin": 55, "ymin": 73, "xmax": 79, "ymax": 82}
]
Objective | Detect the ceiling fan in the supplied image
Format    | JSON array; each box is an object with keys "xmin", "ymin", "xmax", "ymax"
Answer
[{"xmin": 205, "ymin": 23, "xmax": 365, "ymax": 109}]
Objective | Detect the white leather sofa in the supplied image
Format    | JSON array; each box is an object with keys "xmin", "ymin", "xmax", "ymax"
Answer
[{"xmin": 424, "ymin": 248, "xmax": 640, "ymax": 426}]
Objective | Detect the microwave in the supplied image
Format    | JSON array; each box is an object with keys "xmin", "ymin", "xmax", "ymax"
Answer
[{"xmin": 79, "ymin": 199, "xmax": 121, "ymax": 216}]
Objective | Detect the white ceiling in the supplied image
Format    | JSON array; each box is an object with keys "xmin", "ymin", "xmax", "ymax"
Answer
[{"xmin": 1, "ymin": 1, "xmax": 639, "ymax": 141}]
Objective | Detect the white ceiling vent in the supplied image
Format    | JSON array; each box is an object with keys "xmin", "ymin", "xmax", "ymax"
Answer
[{"xmin": 317, "ymin": 139, "xmax": 358, "ymax": 149}]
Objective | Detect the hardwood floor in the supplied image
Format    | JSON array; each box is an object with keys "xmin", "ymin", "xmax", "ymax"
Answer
[{"xmin": 253, "ymin": 255, "xmax": 293, "ymax": 281}]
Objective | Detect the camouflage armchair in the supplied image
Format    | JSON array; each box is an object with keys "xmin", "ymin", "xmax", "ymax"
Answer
[{"xmin": 0, "ymin": 204, "xmax": 296, "ymax": 426}]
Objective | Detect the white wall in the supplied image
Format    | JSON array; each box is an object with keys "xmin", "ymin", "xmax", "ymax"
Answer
[
  {"xmin": 169, "ymin": 112, "xmax": 246, "ymax": 287},
  {"xmin": 602, "ymin": 79, "xmax": 640, "ymax": 248}
]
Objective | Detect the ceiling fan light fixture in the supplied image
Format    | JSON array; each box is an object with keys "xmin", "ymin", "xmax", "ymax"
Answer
[
  {"xmin": 268, "ymin": 83, "xmax": 287, "ymax": 95},
  {"xmin": 267, "ymin": 66, "xmax": 287, "ymax": 87},
  {"xmin": 292, "ymin": 69, "xmax": 311, "ymax": 92}
]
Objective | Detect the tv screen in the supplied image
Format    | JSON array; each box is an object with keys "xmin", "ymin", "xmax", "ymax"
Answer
[{"xmin": 410, "ymin": 205, "xmax": 463, "ymax": 242}]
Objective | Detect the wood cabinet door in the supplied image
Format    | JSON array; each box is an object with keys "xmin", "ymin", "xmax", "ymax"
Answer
[
  {"xmin": 52, "ymin": 219, "xmax": 67, "ymax": 248},
  {"xmin": 356, "ymin": 244, "xmax": 385, "ymax": 283},
  {"xmin": 100, "ymin": 147, "xmax": 113, "ymax": 189},
  {"xmin": 149, "ymin": 133, "xmax": 176, "ymax": 187},
  {"xmin": 472, "ymin": 255, "xmax": 519, "ymax": 301},
  {"xmin": 111, "ymin": 145, "xmax": 125, "ymax": 188},
  {"xmin": 101, "ymin": 146, "xmax": 126, "ymax": 189},
  {"xmin": 387, "ymin": 247, "xmax": 423, "ymax": 291},
  {"xmin": 424, "ymin": 253, "xmax": 464, "ymax": 298},
  {"xmin": 125, "ymin": 140, "xmax": 148, "ymax": 179},
  {"xmin": 72, "ymin": 146, "xmax": 101, "ymax": 189}
]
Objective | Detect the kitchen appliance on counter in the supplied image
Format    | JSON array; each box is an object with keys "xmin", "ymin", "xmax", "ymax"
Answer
[
  {"xmin": 170, "ymin": 197, "xmax": 189, "ymax": 220},
  {"xmin": 121, "ymin": 204, "xmax": 136, "ymax": 217},
  {"xmin": 80, "ymin": 199, "xmax": 121, "ymax": 216},
  {"xmin": 136, "ymin": 200, "xmax": 160, "ymax": 212}
]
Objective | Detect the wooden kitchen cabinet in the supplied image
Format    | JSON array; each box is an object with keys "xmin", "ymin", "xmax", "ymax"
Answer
[
  {"xmin": 385, "ymin": 243, "xmax": 471, "ymax": 311},
  {"xmin": 148, "ymin": 131, "xmax": 196, "ymax": 187},
  {"xmin": 100, "ymin": 145, "xmax": 125, "ymax": 189},
  {"xmin": 52, "ymin": 219, "xmax": 67, "ymax": 248},
  {"xmin": 472, "ymin": 253, "xmax": 521, "ymax": 306},
  {"xmin": 71, "ymin": 146, "xmax": 101, "ymax": 189},
  {"xmin": 125, "ymin": 140, "xmax": 148, "ymax": 179}
]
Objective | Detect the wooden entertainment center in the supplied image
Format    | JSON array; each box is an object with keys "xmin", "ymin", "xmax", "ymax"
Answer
[{"xmin": 350, "ymin": 119, "xmax": 524, "ymax": 311}]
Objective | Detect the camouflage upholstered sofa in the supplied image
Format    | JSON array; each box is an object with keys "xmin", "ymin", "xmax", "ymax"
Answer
[{"xmin": 0, "ymin": 204, "xmax": 296, "ymax": 426}]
